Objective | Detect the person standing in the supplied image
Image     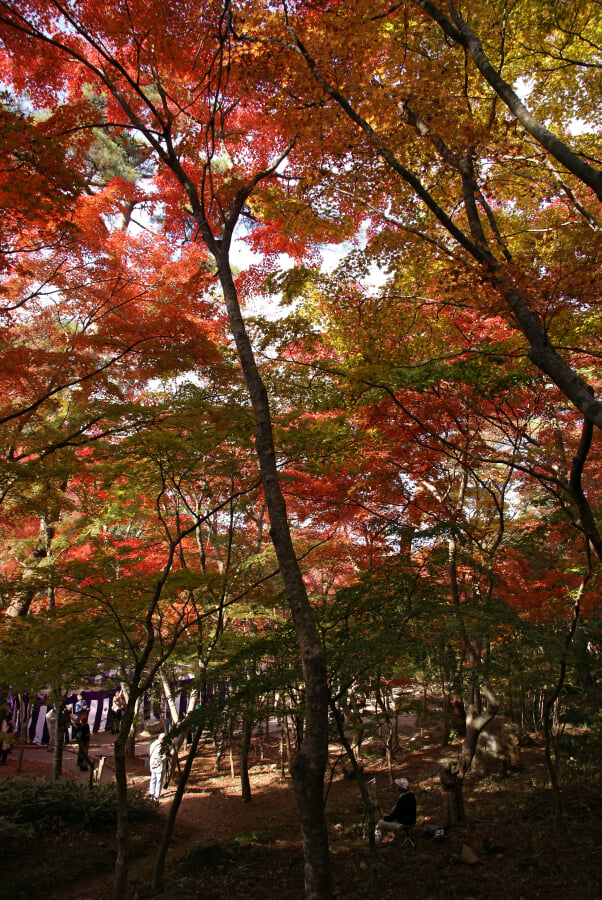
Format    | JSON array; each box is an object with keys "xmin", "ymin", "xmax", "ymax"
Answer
[
  {"xmin": 62, "ymin": 704, "xmax": 73, "ymax": 745},
  {"xmin": 73, "ymin": 693, "xmax": 89, "ymax": 719},
  {"xmin": 148, "ymin": 732, "xmax": 169, "ymax": 802},
  {"xmin": 0, "ymin": 706, "xmax": 13, "ymax": 765},
  {"xmin": 74, "ymin": 715, "xmax": 92, "ymax": 771},
  {"xmin": 45, "ymin": 704, "xmax": 57, "ymax": 752},
  {"xmin": 110, "ymin": 689, "xmax": 126, "ymax": 735}
]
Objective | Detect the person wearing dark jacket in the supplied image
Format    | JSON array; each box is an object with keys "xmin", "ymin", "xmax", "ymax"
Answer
[
  {"xmin": 74, "ymin": 715, "xmax": 92, "ymax": 771},
  {"xmin": 376, "ymin": 777, "xmax": 416, "ymax": 840},
  {"xmin": 0, "ymin": 706, "xmax": 13, "ymax": 765}
]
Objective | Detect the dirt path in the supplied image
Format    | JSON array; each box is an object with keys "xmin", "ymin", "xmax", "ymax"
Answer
[{"xmin": 6, "ymin": 724, "xmax": 600, "ymax": 900}]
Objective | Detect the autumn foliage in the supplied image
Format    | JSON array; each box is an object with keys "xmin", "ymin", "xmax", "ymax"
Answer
[{"xmin": 0, "ymin": 2, "xmax": 601, "ymax": 898}]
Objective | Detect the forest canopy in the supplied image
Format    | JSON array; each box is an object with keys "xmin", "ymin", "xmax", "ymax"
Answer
[{"xmin": 0, "ymin": 2, "xmax": 600, "ymax": 898}]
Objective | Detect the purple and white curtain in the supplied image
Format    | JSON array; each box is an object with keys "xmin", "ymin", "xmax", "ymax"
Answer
[
  {"xmin": 14, "ymin": 684, "xmax": 197, "ymax": 744},
  {"xmin": 16, "ymin": 689, "xmax": 116, "ymax": 744}
]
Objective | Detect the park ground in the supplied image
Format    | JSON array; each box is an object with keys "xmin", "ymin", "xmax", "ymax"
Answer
[{"xmin": 1, "ymin": 724, "xmax": 602, "ymax": 899}]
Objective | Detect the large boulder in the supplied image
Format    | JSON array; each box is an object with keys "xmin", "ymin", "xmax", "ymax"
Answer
[
  {"xmin": 471, "ymin": 716, "xmax": 521, "ymax": 776},
  {"xmin": 185, "ymin": 839, "xmax": 223, "ymax": 870}
]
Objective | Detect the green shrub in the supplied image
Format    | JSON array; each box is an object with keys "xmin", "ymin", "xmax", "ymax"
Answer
[
  {"xmin": 232, "ymin": 829, "xmax": 273, "ymax": 845},
  {"xmin": 0, "ymin": 776, "xmax": 155, "ymax": 830}
]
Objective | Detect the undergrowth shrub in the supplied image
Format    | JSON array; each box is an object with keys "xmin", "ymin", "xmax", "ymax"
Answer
[
  {"xmin": 0, "ymin": 776, "xmax": 154, "ymax": 831},
  {"xmin": 0, "ymin": 816, "xmax": 35, "ymax": 858},
  {"xmin": 558, "ymin": 712, "xmax": 602, "ymax": 774}
]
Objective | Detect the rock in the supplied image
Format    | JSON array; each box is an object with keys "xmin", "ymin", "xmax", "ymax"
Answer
[
  {"xmin": 186, "ymin": 839, "xmax": 222, "ymax": 870},
  {"xmin": 460, "ymin": 844, "xmax": 480, "ymax": 865},
  {"xmin": 471, "ymin": 716, "xmax": 521, "ymax": 777},
  {"xmin": 140, "ymin": 720, "xmax": 168, "ymax": 737},
  {"xmin": 438, "ymin": 759, "xmax": 458, "ymax": 790},
  {"xmin": 427, "ymin": 720, "xmax": 446, "ymax": 743}
]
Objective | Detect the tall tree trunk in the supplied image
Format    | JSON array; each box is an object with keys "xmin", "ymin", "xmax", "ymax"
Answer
[
  {"xmin": 15, "ymin": 694, "xmax": 31, "ymax": 774},
  {"xmin": 159, "ymin": 669, "xmax": 187, "ymax": 785},
  {"xmin": 52, "ymin": 700, "xmax": 65, "ymax": 780},
  {"xmin": 125, "ymin": 695, "xmax": 141, "ymax": 760},
  {"xmin": 542, "ymin": 693, "xmax": 564, "ymax": 828},
  {"xmin": 63, "ymin": 30, "xmax": 333, "ymax": 882},
  {"xmin": 113, "ymin": 695, "xmax": 139, "ymax": 900},
  {"xmin": 329, "ymin": 697, "xmax": 378, "ymax": 900},
  {"xmin": 439, "ymin": 681, "xmax": 499, "ymax": 828},
  {"xmin": 159, "ymin": 668, "xmax": 180, "ymax": 727},
  {"xmin": 113, "ymin": 678, "xmax": 161, "ymax": 898},
  {"xmin": 280, "ymin": 717, "xmax": 287, "ymax": 776},
  {"xmin": 153, "ymin": 727, "xmax": 204, "ymax": 893},
  {"xmin": 240, "ymin": 708, "xmax": 253, "ymax": 803},
  {"xmin": 229, "ymin": 743, "xmax": 236, "ymax": 779},
  {"xmin": 543, "ymin": 577, "xmax": 588, "ymax": 827},
  {"xmin": 284, "ymin": 714, "xmax": 295, "ymax": 774},
  {"xmin": 209, "ymin": 250, "xmax": 332, "ymax": 899}
]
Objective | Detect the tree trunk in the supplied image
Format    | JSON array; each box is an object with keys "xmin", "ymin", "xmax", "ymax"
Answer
[
  {"xmin": 52, "ymin": 701, "xmax": 65, "ymax": 780},
  {"xmin": 440, "ymin": 681, "xmax": 499, "ymax": 828},
  {"xmin": 113, "ymin": 721, "xmax": 132, "ymax": 900},
  {"xmin": 125, "ymin": 696, "xmax": 141, "ymax": 760},
  {"xmin": 330, "ymin": 698, "xmax": 378, "ymax": 900},
  {"xmin": 4, "ymin": 585, "xmax": 36, "ymax": 617},
  {"xmin": 159, "ymin": 668, "xmax": 180, "ymax": 728},
  {"xmin": 384, "ymin": 723, "xmax": 394, "ymax": 782},
  {"xmin": 441, "ymin": 772, "xmax": 465, "ymax": 828},
  {"xmin": 160, "ymin": 671, "xmax": 187, "ymax": 788},
  {"xmin": 211, "ymin": 253, "xmax": 332, "ymax": 899},
  {"xmin": 240, "ymin": 710, "xmax": 253, "ymax": 803},
  {"xmin": 153, "ymin": 727, "xmax": 204, "ymax": 893},
  {"xmin": 214, "ymin": 742, "xmax": 224, "ymax": 773},
  {"xmin": 280, "ymin": 718, "xmax": 287, "ymax": 776},
  {"xmin": 542, "ymin": 692, "xmax": 564, "ymax": 828},
  {"xmin": 541, "ymin": 578, "xmax": 587, "ymax": 829},
  {"xmin": 15, "ymin": 694, "xmax": 31, "ymax": 774}
]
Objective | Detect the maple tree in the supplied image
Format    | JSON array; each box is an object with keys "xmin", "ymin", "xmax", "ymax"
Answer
[
  {"xmin": 278, "ymin": 241, "xmax": 600, "ymax": 799},
  {"xmin": 2, "ymin": 375, "xmax": 289, "ymax": 885},
  {"xmin": 1, "ymin": 5, "xmax": 337, "ymax": 892},
  {"xmin": 274, "ymin": 0, "xmax": 602, "ymax": 419},
  {"xmin": 262, "ymin": 143, "xmax": 600, "ymax": 818}
]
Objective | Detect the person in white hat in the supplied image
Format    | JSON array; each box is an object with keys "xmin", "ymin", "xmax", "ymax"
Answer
[
  {"xmin": 375, "ymin": 777, "xmax": 416, "ymax": 841},
  {"xmin": 148, "ymin": 732, "xmax": 170, "ymax": 802}
]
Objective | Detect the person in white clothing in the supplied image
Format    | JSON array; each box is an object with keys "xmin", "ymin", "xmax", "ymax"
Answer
[
  {"xmin": 148, "ymin": 732, "xmax": 169, "ymax": 801},
  {"xmin": 45, "ymin": 705, "xmax": 57, "ymax": 752}
]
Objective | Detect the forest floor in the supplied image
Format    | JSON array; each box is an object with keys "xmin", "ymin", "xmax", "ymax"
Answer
[{"xmin": 2, "ymin": 724, "xmax": 602, "ymax": 900}]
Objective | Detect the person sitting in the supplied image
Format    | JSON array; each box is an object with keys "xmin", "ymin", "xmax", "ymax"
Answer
[{"xmin": 376, "ymin": 777, "xmax": 416, "ymax": 842}]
